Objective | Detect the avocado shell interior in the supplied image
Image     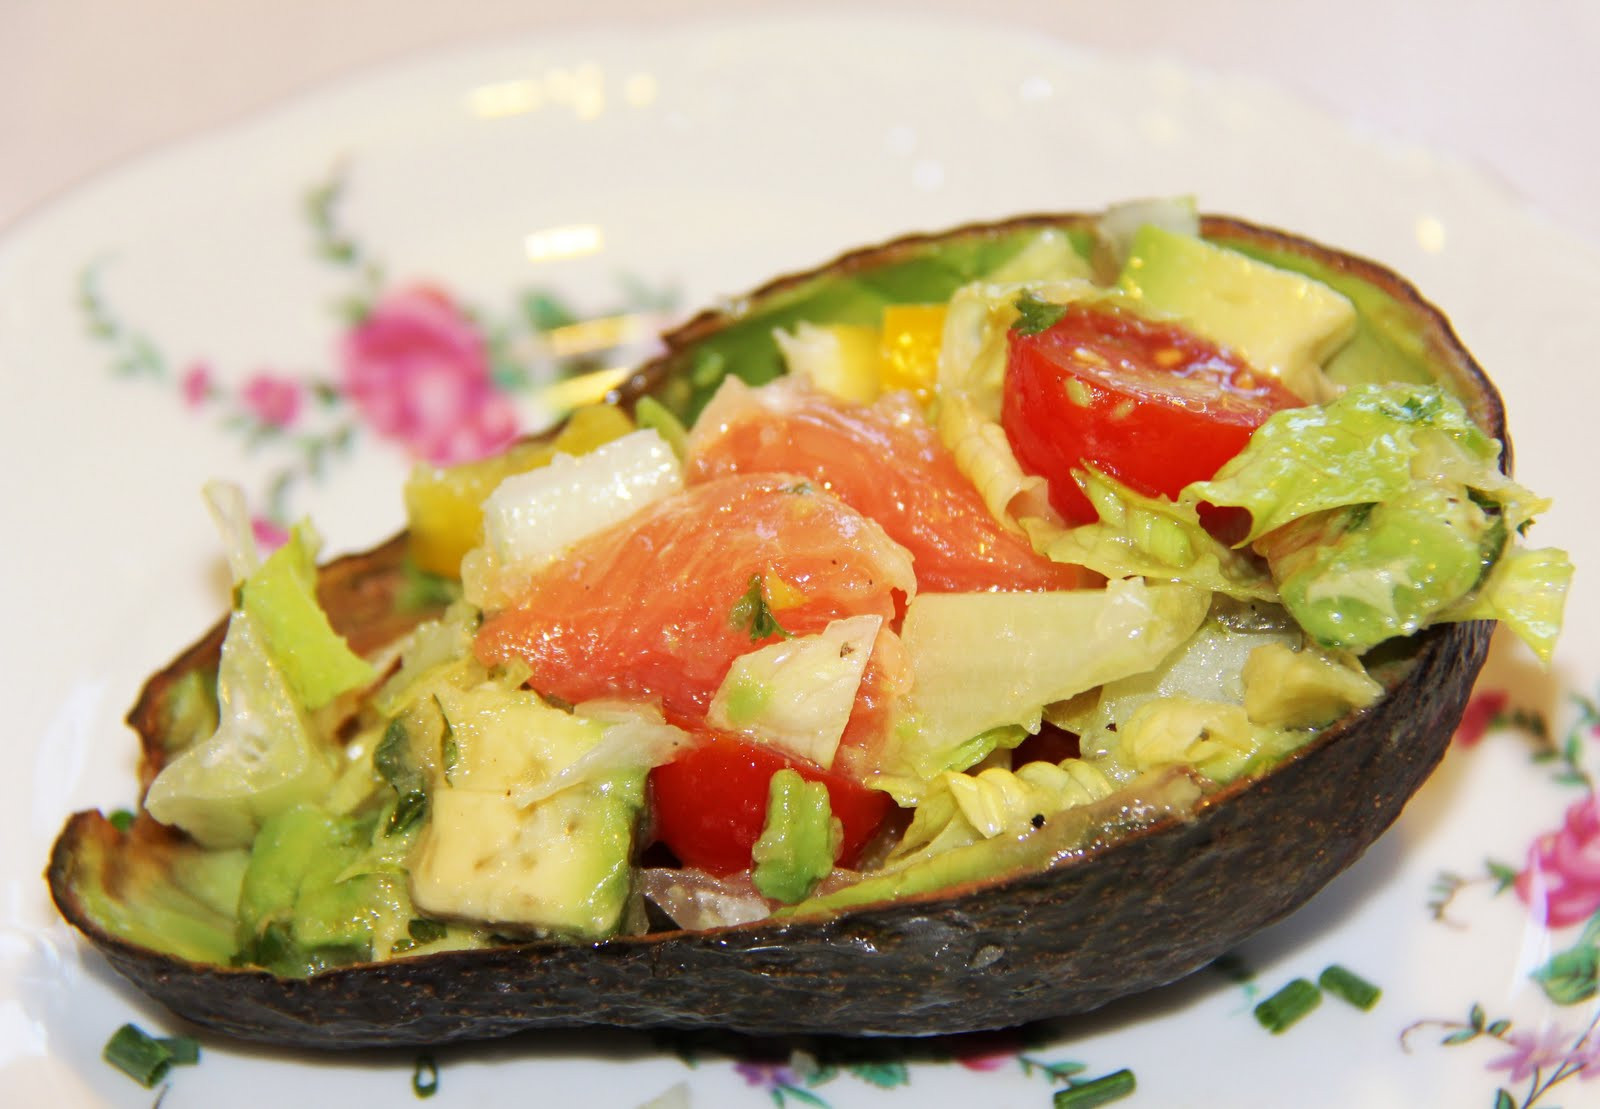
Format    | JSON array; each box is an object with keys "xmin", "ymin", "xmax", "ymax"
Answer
[{"xmin": 48, "ymin": 213, "xmax": 1500, "ymax": 1047}]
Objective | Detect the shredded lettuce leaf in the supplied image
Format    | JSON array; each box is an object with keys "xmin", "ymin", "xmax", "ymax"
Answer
[
  {"xmin": 707, "ymin": 615, "xmax": 883, "ymax": 770},
  {"xmin": 937, "ymin": 393, "xmax": 1056, "ymax": 533},
  {"xmin": 1190, "ymin": 384, "xmax": 1569, "ymax": 658},
  {"xmin": 145, "ymin": 486, "xmax": 365, "ymax": 847},
  {"xmin": 883, "ymin": 759, "xmax": 1115, "ymax": 873},
  {"xmin": 1189, "ymin": 384, "xmax": 1500, "ymax": 545},
  {"xmin": 1028, "ymin": 467, "xmax": 1275, "ymax": 600},
  {"xmin": 881, "ymin": 580, "xmax": 1209, "ymax": 800},
  {"xmin": 144, "ymin": 608, "xmax": 336, "ymax": 848},
  {"xmin": 241, "ymin": 523, "xmax": 375, "ymax": 711}
]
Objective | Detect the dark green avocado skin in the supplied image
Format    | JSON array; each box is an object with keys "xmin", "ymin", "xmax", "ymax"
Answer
[
  {"xmin": 55, "ymin": 618, "xmax": 1486, "ymax": 1045},
  {"xmin": 48, "ymin": 213, "xmax": 1502, "ymax": 1047}
]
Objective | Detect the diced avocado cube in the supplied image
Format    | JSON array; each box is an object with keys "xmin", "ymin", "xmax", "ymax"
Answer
[
  {"xmin": 408, "ymin": 770, "xmax": 645, "ymax": 938},
  {"xmin": 1118, "ymin": 224, "xmax": 1356, "ymax": 403},
  {"xmin": 406, "ymin": 685, "xmax": 648, "ymax": 939}
]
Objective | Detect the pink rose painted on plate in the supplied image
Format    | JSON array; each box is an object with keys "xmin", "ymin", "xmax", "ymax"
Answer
[
  {"xmin": 241, "ymin": 372, "xmax": 303, "ymax": 429},
  {"xmin": 1516, "ymin": 793, "xmax": 1600, "ymax": 929},
  {"xmin": 341, "ymin": 286, "xmax": 517, "ymax": 464}
]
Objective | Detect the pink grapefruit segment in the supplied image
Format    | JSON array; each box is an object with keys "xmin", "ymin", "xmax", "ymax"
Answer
[
  {"xmin": 474, "ymin": 472, "xmax": 916, "ymax": 724},
  {"xmin": 686, "ymin": 380, "xmax": 1085, "ymax": 594}
]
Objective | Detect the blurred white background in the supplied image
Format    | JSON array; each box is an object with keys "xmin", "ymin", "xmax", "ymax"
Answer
[{"xmin": 4, "ymin": 0, "xmax": 1598, "ymax": 245}]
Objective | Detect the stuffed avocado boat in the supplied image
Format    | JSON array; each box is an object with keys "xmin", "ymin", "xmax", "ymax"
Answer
[{"xmin": 48, "ymin": 201, "xmax": 1572, "ymax": 1047}]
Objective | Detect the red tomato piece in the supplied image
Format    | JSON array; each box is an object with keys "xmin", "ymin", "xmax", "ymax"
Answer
[
  {"xmin": 1002, "ymin": 304, "xmax": 1301, "ymax": 524},
  {"xmin": 687, "ymin": 380, "xmax": 1084, "ymax": 593},
  {"xmin": 649, "ymin": 729, "xmax": 894, "ymax": 875}
]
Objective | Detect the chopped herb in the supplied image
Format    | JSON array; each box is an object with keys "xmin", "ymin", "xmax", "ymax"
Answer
[
  {"xmin": 437, "ymin": 695, "xmax": 459, "ymax": 784},
  {"xmin": 378, "ymin": 716, "xmax": 430, "ymax": 832},
  {"xmin": 388, "ymin": 790, "xmax": 428, "ymax": 836},
  {"xmin": 413, "ymin": 1054, "xmax": 440, "ymax": 1098},
  {"xmin": 1254, "ymin": 978, "xmax": 1321, "ymax": 1033},
  {"xmin": 782, "ymin": 481, "xmax": 815, "ymax": 495},
  {"xmin": 730, "ymin": 574, "xmax": 792, "ymax": 642},
  {"xmin": 1054, "ymin": 1069, "xmax": 1136, "ymax": 1107},
  {"xmin": 108, "ymin": 808, "xmax": 137, "ymax": 833},
  {"xmin": 408, "ymin": 918, "xmax": 448, "ymax": 944},
  {"xmin": 374, "ymin": 719, "xmax": 411, "ymax": 788},
  {"xmin": 1319, "ymin": 964, "xmax": 1381, "ymax": 1010},
  {"xmin": 103, "ymin": 1024, "xmax": 199, "ymax": 1088},
  {"xmin": 1010, "ymin": 292, "xmax": 1070, "ymax": 337},
  {"xmin": 538, "ymin": 690, "xmax": 575, "ymax": 712}
]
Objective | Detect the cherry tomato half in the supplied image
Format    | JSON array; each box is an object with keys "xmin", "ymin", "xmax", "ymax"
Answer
[
  {"xmin": 648, "ymin": 731, "xmax": 894, "ymax": 876},
  {"xmin": 1002, "ymin": 304, "xmax": 1301, "ymax": 524}
]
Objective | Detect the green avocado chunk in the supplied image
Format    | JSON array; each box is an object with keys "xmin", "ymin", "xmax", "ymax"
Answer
[
  {"xmin": 1263, "ymin": 486, "xmax": 1500, "ymax": 653},
  {"xmin": 751, "ymin": 769, "xmax": 842, "ymax": 904},
  {"xmin": 1118, "ymin": 223, "xmax": 1356, "ymax": 403},
  {"xmin": 236, "ymin": 803, "xmax": 408, "ymax": 975},
  {"xmin": 405, "ymin": 685, "xmax": 648, "ymax": 939}
]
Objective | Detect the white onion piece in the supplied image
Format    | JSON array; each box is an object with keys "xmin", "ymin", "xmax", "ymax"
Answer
[
  {"xmin": 707, "ymin": 614, "xmax": 882, "ymax": 769},
  {"xmin": 467, "ymin": 428, "xmax": 682, "ymax": 608},
  {"xmin": 636, "ymin": 867, "xmax": 773, "ymax": 929}
]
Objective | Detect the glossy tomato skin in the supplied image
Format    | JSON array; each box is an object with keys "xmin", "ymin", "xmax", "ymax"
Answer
[
  {"xmin": 1002, "ymin": 304, "xmax": 1301, "ymax": 524},
  {"xmin": 649, "ymin": 731, "xmax": 894, "ymax": 876}
]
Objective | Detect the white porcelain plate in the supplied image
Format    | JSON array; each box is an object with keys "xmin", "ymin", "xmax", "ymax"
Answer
[{"xmin": 4, "ymin": 13, "xmax": 1598, "ymax": 1108}]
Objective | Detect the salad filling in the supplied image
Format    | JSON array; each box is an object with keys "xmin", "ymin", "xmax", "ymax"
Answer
[{"xmin": 106, "ymin": 203, "xmax": 1572, "ymax": 971}]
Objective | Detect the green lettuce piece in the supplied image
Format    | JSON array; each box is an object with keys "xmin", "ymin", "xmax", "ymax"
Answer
[
  {"xmin": 1189, "ymin": 383, "xmax": 1569, "ymax": 658},
  {"xmin": 242, "ymin": 523, "xmax": 375, "ymax": 710},
  {"xmin": 1068, "ymin": 611, "xmax": 1301, "ymax": 782},
  {"xmin": 751, "ymin": 770, "xmax": 841, "ymax": 904},
  {"xmin": 1188, "ymin": 384, "xmax": 1499, "ymax": 545},
  {"xmin": 1439, "ymin": 545, "xmax": 1574, "ymax": 666},
  {"xmin": 884, "ymin": 759, "xmax": 1116, "ymax": 873},
  {"xmin": 1029, "ymin": 467, "xmax": 1276, "ymax": 601},
  {"xmin": 143, "ymin": 609, "xmax": 338, "ymax": 848},
  {"xmin": 882, "ymin": 580, "xmax": 1209, "ymax": 801}
]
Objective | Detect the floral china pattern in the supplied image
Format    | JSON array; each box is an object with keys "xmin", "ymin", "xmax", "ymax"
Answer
[
  {"xmin": 78, "ymin": 170, "xmax": 1590, "ymax": 1108},
  {"xmin": 79, "ymin": 166, "xmax": 677, "ymax": 544},
  {"xmin": 1409, "ymin": 688, "xmax": 1600, "ymax": 1108}
]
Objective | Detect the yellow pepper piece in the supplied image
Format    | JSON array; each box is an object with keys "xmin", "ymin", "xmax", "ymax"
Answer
[
  {"xmin": 405, "ymin": 403, "xmax": 635, "ymax": 577},
  {"xmin": 879, "ymin": 304, "xmax": 946, "ymax": 401},
  {"xmin": 763, "ymin": 574, "xmax": 809, "ymax": 612},
  {"xmin": 779, "ymin": 323, "xmax": 881, "ymax": 404}
]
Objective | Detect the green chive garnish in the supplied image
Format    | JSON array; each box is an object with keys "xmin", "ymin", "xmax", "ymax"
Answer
[
  {"xmin": 413, "ymin": 1054, "xmax": 440, "ymax": 1098},
  {"xmin": 103, "ymin": 1024, "xmax": 174, "ymax": 1087},
  {"xmin": 1054, "ymin": 1069, "xmax": 1137, "ymax": 1108},
  {"xmin": 1254, "ymin": 978, "xmax": 1321, "ymax": 1033},
  {"xmin": 1319, "ymin": 964, "xmax": 1381, "ymax": 1010},
  {"xmin": 108, "ymin": 809, "xmax": 136, "ymax": 833},
  {"xmin": 158, "ymin": 1035, "xmax": 201, "ymax": 1066}
]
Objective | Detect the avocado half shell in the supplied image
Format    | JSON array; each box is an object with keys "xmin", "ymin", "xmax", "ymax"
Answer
[{"xmin": 48, "ymin": 214, "xmax": 1499, "ymax": 1047}]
